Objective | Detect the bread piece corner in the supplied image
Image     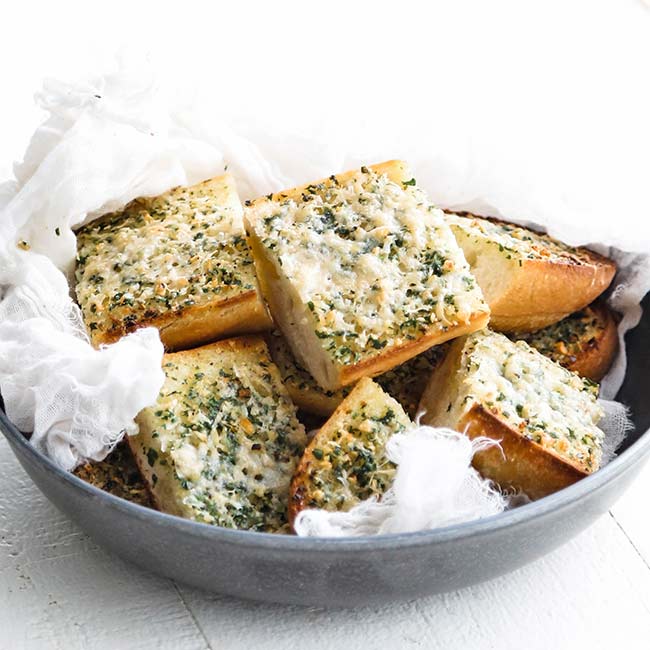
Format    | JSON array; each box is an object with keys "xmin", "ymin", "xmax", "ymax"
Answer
[
  {"xmin": 130, "ymin": 335, "xmax": 306, "ymax": 532},
  {"xmin": 245, "ymin": 161, "xmax": 489, "ymax": 391},
  {"xmin": 418, "ymin": 330, "xmax": 604, "ymax": 500},
  {"xmin": 445, "ymin": 213, "xmax": 616, "ymax": 332},
  {"xmin": 267, "ymin": 329, "xmax": 446, "ymax": 418},
  {"xmin": 511, "ymin": 301, "xmax": 618, "ymax": 381},
  {"xmin": 76, "ymin": 174, "xmax": 272, "ymax": 350},
  {"xmin": 288, "ymin": 377, "xmax": 412, "ymax": 527},
  {"xmin": 73, "ymin": 442, "xmax": 152, "ymax": 508}
]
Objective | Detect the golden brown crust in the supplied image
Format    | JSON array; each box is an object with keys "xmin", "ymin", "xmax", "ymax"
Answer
[
  {"xmin": 92, "ymin": 289, "xmax": 272, "ymax": 350},
  {"xmin": 565, "ymin": 302, "xmax": 619, "ymax": 381},
  {"xmin": 447, "ymin": 212, "xmax": 617, "ymax": 332},
  {"xmin": 489, "ymin": 255, "xmax": 617, "ymax": 332},
  {"xmin": 267, "ymin": 331, "xmax": 446, "ymax": 419},
  {"xmin": 459, "ymin": 405, "xmax": 587, "ymax": 500},
  {"xmin": 418, "ymin": 331, "xmax": 602, "ymax": 498},
  {"xmin": 288, "ymin": 454, "xmax": 318, "ymax": 526}
]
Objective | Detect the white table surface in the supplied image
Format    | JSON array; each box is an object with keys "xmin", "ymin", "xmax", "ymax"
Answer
[{"xmin": 1, "ymin": 435, "xmax": 649, "ymax": 650}]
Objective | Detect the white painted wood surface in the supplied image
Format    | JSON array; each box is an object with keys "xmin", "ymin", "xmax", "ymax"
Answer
[{"xmin": 1, "ymin": 434, "xmax": 649, "ymax": 650}]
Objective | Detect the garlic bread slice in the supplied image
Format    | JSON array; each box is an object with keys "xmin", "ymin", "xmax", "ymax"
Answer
[
  {"xmin": 445, "ymin": 213, "xmax": 616, "ymax": 332},
  {"xmin": 511, "ymin": 301, "xmax": 618, "ymax": 381},
  {"xmin": 74, "ymin": 442, "xmax": 152, "ymax": 508},
  {"xmin": 76, "ymin": 174, "xmax": 272, "ymax": 350},
  {"xmin": 288, "ymin": 377, "xmax": 411, "ymax": 526},
  {"xmin": 131, "ymin": 336, "xmax": 306, "ymax": 532},
  {"xmin": 267, "ymin": 329, "xmax": 445, "ymax": 418},
  {"xmin": 419, "ymin": 330, "xmax": 604, "ymax": 500},
  {"xmin": 245, "ymin": 161, "xmax": 490, "ymax": 391}
]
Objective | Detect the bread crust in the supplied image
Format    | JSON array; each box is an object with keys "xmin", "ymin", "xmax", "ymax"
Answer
[
  {"xmin": 447, "ymin": 213, "xmax": 617, "ymax": 332},
  {"xmin": 564, "ymin": 302, "xmax": 618, "ymax": 381},
  {"xmin": 489, "ymin": 254, "xmax": 617, "ymax": 332},
  {"xmin": 459, "ymin": 405, "xmax": 587, "ymax": 500},
  {"xmin": 93, "ymin": 288, "xmax": 272, "ymax": 350},
  {"xmin": 246, "ymin": 161, "xmax": 490, "ymax": 390},
  {"xmin": 418, "ymin": 331, "xmax": 603, "ymax": 499}
]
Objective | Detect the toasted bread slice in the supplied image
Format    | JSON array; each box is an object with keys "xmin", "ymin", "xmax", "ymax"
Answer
[
  {"xmin": 289, "ymin": 377, "xmax": 411, "ymax": 526},
  {"xmin": 130, "ymin": 336, "xmax": 306, "ymax": 532},
  {"xmin": 73, "ymin": 442, "xmax": 152, "ymax": 508},
  {"xmin": 418, "ymin": 330, "xmax": 604, "ymax": 500},
  {"xmin": 75, "ymin": 174, "xmax": 272, "ymax": 350},
  {"xmin": 511, "ymin": 302, "xmax": 618, "ymax": 381},
  {"xmin": 267, "ymin": 330, "xmax": 352, "ymax": 416},
  {"xmin": 444, "ymin": 213, "xmax": 616, "ymax": 332},
  {"xmin": 267, "ymin": 329, "xmax": 446, "ymax": 418},
  {"xmin": 245, "ymin": 161, "xmax": 490, "ymax": 391}
]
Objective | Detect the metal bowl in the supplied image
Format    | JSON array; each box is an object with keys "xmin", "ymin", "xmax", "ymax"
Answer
[{"xmin": 2, "ymin": 298, "xmax": 649, "ymax": 607}]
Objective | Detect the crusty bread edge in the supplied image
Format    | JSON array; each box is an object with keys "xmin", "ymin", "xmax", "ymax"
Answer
[
  {"xmin": 489, "ymin": 255, "xmax": 617, "ymax": 332},
  {"xmin": 566, "ymin": 302, "xmax": 619, "ymax": 381},
  {"xmin": 91, "ymin": 288, "xmax": 272, "ymax": 350},
  {"xmin": 418, "ymin": 335, "xmax": 594, "ymax": 499},
  {"xmin": 447, "ymin": 212, "xmax": 617, "ymax": 332},
  {"xmin": 459, "ymin": 404, "xmax": 588, "ymax": 500},
  {"xmin": 84, "ymin": 172, "xmax": 273, "ymax": 350}
]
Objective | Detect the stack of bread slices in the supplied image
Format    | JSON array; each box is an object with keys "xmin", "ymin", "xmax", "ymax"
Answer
[{"xmin": 73, "ymin": 161, "xmax": 618, "ymax": 532}]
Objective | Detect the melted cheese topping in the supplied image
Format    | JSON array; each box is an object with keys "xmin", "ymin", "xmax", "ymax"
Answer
[
  {"xmin": 301, "ymin": 381, "xmax": 410, "ymax": 512},
  {"xmin": 459, "ymin": 331, "xmax": 604, "ymax": 472},
  {"xmin": 136, "ymin": 341, "xmax": 306, "ymax": 532},
  {"xmin": 512, "ymin": 306, "xmax": 607, "ymax": 367},
  {"xmin": 446, "ymin": 213, "xmax": 597, "ymax": 264},
  {"xmin": 76, "ymin": 177, "xmax": 257, "ymax": 340},
  {"xmin": 248, "ymin": 168, "xmax": 487, "ymax": 365}
]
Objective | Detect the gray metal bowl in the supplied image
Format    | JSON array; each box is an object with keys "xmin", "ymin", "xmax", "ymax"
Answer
[{"xmin": 2, "ymin": 298, "xmax": 649, "ymax": 607}]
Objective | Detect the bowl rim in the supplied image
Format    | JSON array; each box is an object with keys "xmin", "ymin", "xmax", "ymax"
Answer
[{"xmin": 2, "ymin": 405, "xmax": 650, "ymax": 553}]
